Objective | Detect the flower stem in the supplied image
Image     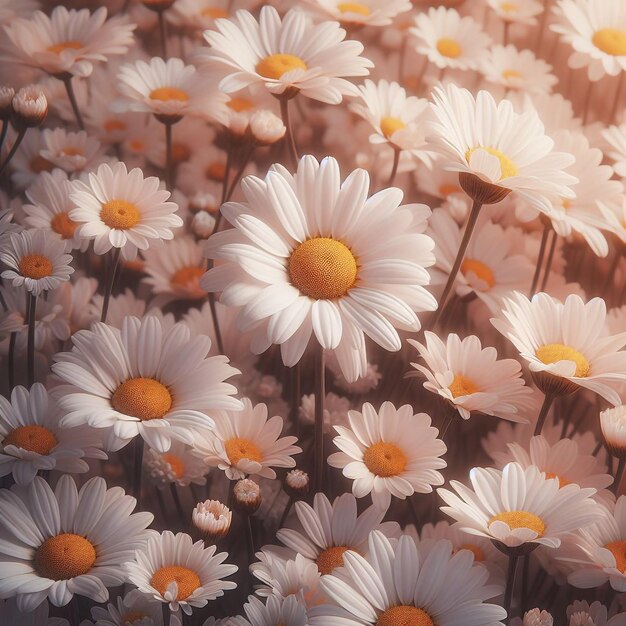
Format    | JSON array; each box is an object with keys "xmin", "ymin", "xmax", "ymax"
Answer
[
  {"xmin": 133, "ymin": 436, "xmax": 144, "ymax": 506},
  {"xmin": 159, "ymin": 11, "xmax": 168, "ymax": 59},
  {"xmin": 279, "ymin": 96, "xmax": 299, "ymax": 167},
  {"xmin": 170, "ymin": 483, "xmax": 185, "ymax": 524},
  {"xmin": 387, "ymin": 148, "xmax": 401, "ymax": 187},
  {"xmin": 289, "ymin": 362, "xmax": 301, "ymax": 438},
  {"xmin": 161, "ymin": 603, "xmax": 171, "ymax": 624},
  {"xmin": 27, "ymin": 293, "xmax": 36, "ymax": 386},
  {"xmin": 540, "ymin": 229, "xmax": 558, "ymax": 292},
  {"xmin": 0, "ymin": 127, "xmax": 26, "ymax": 177},
  {"xmin": 164, "ymin": 121, "xmax": 173, "ymax": 190},
  {"xmin": 0, "ymin": 120, "xmax": 8, "ymax": 152},
  {"xmin": 207, "ymin": 293, "xmax": 225, "ymax": 354},
  {"xmin": 534, "ymin": 394, "xmax": 554, "ymax": 436},
  {"xmin": 314, "ymin": 346, "xmax": 326, "ymax": 493},
  {"xmin": 613, "ymin": 457, "xmax": 626, "ymax": 495},
  {"xmin": 529, "ymin": 224, "xmax": 550, "ymax": 297},
  {"xmin": 62, "ymin": 75, "xmax": 85, "ymax": 131},
  {"xmin": 7, "ymin": 331, "xmax": 16, "ymax": 390},
  {"xmin": 100, "ymin": 247, "xmax": 121, "ymax": 323},
  {"xmin": 503, "ymin": 554, "xmax": 519, "ymax": 623},
  {"xmin": 278, "ymin": 495, "xmax": 294, "ymax": 529}
]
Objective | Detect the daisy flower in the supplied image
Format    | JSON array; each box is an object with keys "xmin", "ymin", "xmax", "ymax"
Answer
[
  {"xmin": 84, "ymin": 591, "xmax": 162, "ymax": 626},
  {"xmin": 201, "ymin": 155, "xmax": 437, "ymax": 383},
  {"xmin": 124, "ymin": 530, "xmax": 237, "ymax": 615},
  {"xmin": 51, "ymin": 315, "xmax": 242, "ymax": 452},
  {"xmin": 304, "ymin": 0, "xmax": 411, "ymax": 27},
  {"xmin": 0, "ymin": 229, "xmax": 73, "ymax": 296},
  {"xmin": 2, "ymin": 6, "xmax": 135, "ymax": 78},
  {"xmin": 0, "ymin": 475, "xmax": 153, "ymax": 611},
  {"xmin": 328, "ymin": 401, "xmax": 446, "ymax": 510},
  {"xmin": 408, "ymin": 331, "xmax": 535, "ymax": 422},
  {"xmin": 201, "ymin": 6, "xmax": 373, "ymax": 104},
  {"xmin": 567, "ymin": 600, "xmax": 625, "ymax": 626},
  {"xmin": 600, "ymin": 405, "xmax": 626, "ymax": 459},
  {"xmin": 601, "ymin": 197, "xmax": 626, "ymax": 246},
  {"xmin": 236, "ymin": 594, "xmax": 308, "ymax": 626},
  {"xmin": 552, "ymin": 0, "xmax": 626, "ymax": 81},
  {"xmin": 198, "ymin": 397, "xmax": 300, "ymax": 480},
  {"xmin": 276, "ymin": 492, "xmax": 399, "ymax": 574},
  {"xmin": 7, "ymin": 129, "xmax": 52, "ymax": 190},
  {"xmin": 1, "ymin": 597, "xmax": 68, "ymax": 626},
  {"xmin": 410, "ymin": 7, "xmax": 492, "ymax": 72},
  {"xmin": 69, "ymin": 161, "xmax": 182, "ymax": 260},
  {"xmin": 603, "ymin": 123, "xmax": 626, "ymax": 178},
  {"xmin": 40, "ymin": 128, "xmax": 105, "ymax": 174},
  {"xmin": 438, "ymin": 462, "xmax": 603, "ymax": 550},
  {"xmin": 491, "ymin": 292, "xmax": 626, "ymax": 404},
  {"xmin": 145, "ymin": 440, "xmax": 208, "ymax": 489},
  {"xmin": 313, "ymin": 531, "xmax": 507, "ymax": 626},
  {"xmin": 299, "ymin": 392, "xmax": 350, "ymax": 433},
  {"xmin": 487, "ymin": 0, "xmax": 544, "ymax": 25}
]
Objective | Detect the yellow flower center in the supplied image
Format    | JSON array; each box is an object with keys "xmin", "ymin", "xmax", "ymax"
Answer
[
  {"xmin": 489, "ymin": 511, "xmax": 545, "ymax": 537},
  {"xmin": 465, "ymin": 147, "xmax": 518, "ymax": 180},
  {"xmin": 225, "ymin": 437, "xmax": 263, "ymax": 465},
  {"xmin": 51, "ymin": 211, "xmax": 77, "ymax": 240},
  {"xmin": 35, "ymin": 533, "xmax": 97, "ymax": 580},
  {"xmin": 170, "ymin": 266, "xmax": 204, "ymax": 292},
  {"xmin": 461, "ymin": 258, "xmax": 495, "ymax": 289},
  {"xmin": 111, "ymin": 377, "xmax": 173, "ymax": 421},
  {"xmin": 288, "ymin": 237, "xmax": 358, "ymax": 300},
  {"xmin": 121, "ymin": 612, "xmax": 147, "ymax": 625},
  {"xmin": 458, "ymin": 543, "xmax": 485, "ymax": 561},
  {"xmin": 100, "ymin": 199, "xmax": 141, "ymax": 230},
  {"xmin": 18, "ymin": 254, "xmax": 53, "ymax": 280},
  {"xmin": 380, "ymin": 116, "xmax": 406, "ymax": 139},
  {"xmin": 201, "ymin": 7, "xmax": 229, "ymax": 18},
  {"xmin": 163, "ymin": 453, "xmax": 185, "ymax": 478},
  {"xmin": 316, "ymin": 546, "xmax": 351, "ymax": 574},
  {"xmin": 149, "ymin": 87, "xmax": 190, "ymax": 102},
  {"xmin": 544, "ymin": 471, "xmax": 571, "ymax": 488},
  {"xmin": 30, "ymin": 155, "xmax": 54, "ymax": 174},
  {"xmin": 377, "ymin": 606, "xmax": 434, "ymax": 626},
  {"xmin": 227, "ymin": 97, "xmax": 254, "ymax": 112},
  {"xmin": 61, "ymin": 146, "xmax": 83, "ymax": 157},
  {"xmin": 337, "ymin": 2, "xmax": 371, "ymax": 16},
  {"xmin": 47, "ymin": 40, "xmax": 83, "ymax": 54},
  {"xmin": 104, "ymin": 119, "xmax": 128, "ymax": 133},
  {"xmin": 150, "ymin": 565, "xmax": 201, "ymax": 600},
  {"xmin": 256, "ymin": 54, "xmax": 308, "ymax": 80},
  {"xmin": 535, "ymin": 343, "xmax": 590, "ymax": 378},
  {"xmin": 592, "ymin": 29, "xmax": 626, "ymax": 56},
  {"xmin": 448, "ymin": 374, "xmax": 480, "ymax": 398},
  {"xmin": 605, "ymin": 540, "xmax": 626, "ymax": 573},
  {"xmin": 205, "ymin": 161, "xmax": 227, "ymax": 181},
  {"xmin": 363, "ymin": 442, "xmax": 407, "ymax": 477},
  {"xmin": 439, "ymin": 184, "xmax": 460, "ymax": 197},
  {"xmin": 3, "ymin": 425, "xmax": 58, "ymax": 455},
  {"xmin": 436, "ymin": 38, "xmax": 462, "ymax": 58},
  {"xmin": 502, "ymin": 69, "xmax": 522, "ymax": 79},
  {"xmin": 500, "ymin": 2, "xmax": 518, "ymax": 12}
]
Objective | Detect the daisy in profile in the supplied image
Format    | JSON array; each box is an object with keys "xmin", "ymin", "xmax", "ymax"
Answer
[
  {"xmin": 328, "ymin": 401, "xmax": 446, "ymax": 509},
  {"xmin": 84, "ymin": 589, "xmax": 162, "ymax": 626},
  {"xmin": 408, "ymin": 332, "xmax": 534, "ymax": 422},
  {"xmin": 2, "ymin": 6, "xmax": 135, "ymax": 78},
  {"xmin": 0, "ymin": 229, "xmax": 73, "ymax": 296},
  {"xmin": 487, "ymin": 0, "xmax": 544, "ymax": 25},
  {"xmin": 313, "ymin": 531, "xmax": 507, "ymax": 626},
  {"xmin": 277, "ymin": 493, "xmax": 399, "ymax": 574},
  {"xmin": 438, "ymin": 462, "xmax": 603, "ymax": 550},
  {"xmin": 201, "ymin": 7, "xmax": 373, "ymax": 104},
  {"xmin": 201, "ymin": 155, "xmax": 437, "ymax": 382},
  {"xmin": 304, "ymin": 0, "xmax": 411, "ymax": 27},
  {"xmin": 69, "ymin": 161, "xmax": 182, "ymax": 260},
  {"xmin": 237, "ymin": 594, "xmax": 308, "ymax": 626},
  {"xmin": 410, "ymin": 7, "xmax": 492, "ymax": 72},
  {"xmin": 566, "ymin": 601, "xmax": 624, "ymax": 626},
  {"xmin": 552, "ymin": 0, "xmax": 626, "ymax": 81},
  {"xmin": 600, "ymin": 405, "xmax": 626, "ymax": 459},
  {"xmin": 145, "ymin": 440, "xmax": 208, "ymax": 490},
  {"xmin": 491, "ymin": 292, "xmax": 626, "ymax": 404},
  {"xmin": 603, "ymin": 123, "xmax": 626, "ymax": 177},
  {"xmin": 0, "ymin": 475, "xmax": 153, "ymax": 611},
  {"xmin": 198, "ymin": 397, "xmax": 300, "ymax": 480},
  {"xmin": 40, "ymin": 128, "xmax": 105, "ymax": 174},
  {"xmin": 125, "ymin": 531, "xmax": 237, "ymax": 615},
  {"xmin": 52, "ymin": 315, "xmax": 242, "ymax": 452}
]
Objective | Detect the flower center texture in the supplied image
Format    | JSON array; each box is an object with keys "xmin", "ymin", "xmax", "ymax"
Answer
[
  {"xmin": 151, "ymin": 565, "xmax": 201, "ymax": 600},
  {"xmin": 51, "ymin": 212, "xmax": 77, "ymax": 239},
  {"xmin": 458, "ymin": 543, "xmax": 485, "ymax": 561},
  {"xmin": 205, "ymin": 161, "xmax": 227, "ymax": 181},
  {"xmin": 19, "ymin": 254, "xmax": 53, "ymax": 280},
  {"xmin": 225, "ymin": 437, "xmax": 263, "ymax": 465},
  {"xmin": 377, "ymin": 606, "xmax": 434, "ymax": 626},
  {"xmin": 535, "ymin": 343, "xmax": 590, "ymax": 378},
  {"xmin": 316, "ymin": 546, "xmax": 351, "ymax": 574},
  {"xmin": 256, "ymin": 54, "xmax": 308, "ymax": 80},
  {"xmin": 61, "ymin": 146, "xmax": 83, "ymax": 157},
  {"xmin": 227, "ymin": 97, "xmax": 254, "ymax": 112},
  {"xmin": 163, "ymin": 453, "xmax": 185, "ymax": 478},
  {"xmin": 592, "ymin": 29, "xmax": 626, "ymax": 56},
  {"xmin": 466, "ymin": 146, "xmax": 518, "ymax": 180},
  {"xmin": 47, "ymin": 40, "xmax": 83, "ymax": 54},
  {"xmin": 502, "ymin": 69, "xmax": 523, "ymax": 80},
  {"xmin": 111, "ymin": 377, "xmax": 173, "ymax": 420},
  {"xmin": 3, "ymin": 425, "xmax": 58, "ymax": 455},
  {"xmin": 436, "ymin": 38, "xmax": 462, "ymax": 58},
  {"xmin": 288, "ymin": 237, "xmax": 358, "ymax": 300},
  {"xmin": 100, "ymin": 199, "xmax": 141, "ymax": 230},
  {"xmin": 337, "ymin": 2, "xmax": 371, "ymax": 16},
  {"xmin": 461, "ymin": 258, "xmax": 495, "ymax": 289},
  {"xmin": 380, "ymin": 116, "xmax": 406, "ymax": 139},
  {"xmin": 489, "ymin": 511, "xmax": 545, "ymax": 537},
  {"xmin": 35, "ymin": 533, "xmax": 97, "ymax": 580},
  {"xmin": 170, "ymin": 266, "xmax": 204, "ymax": 291},
  {"xmin": 149, "ymin": 87, "xmax": 190, "ymax": 102},
  {"xmin": 605, "ymin": 540, "xmax": 626, "ymax": 573},
  {"xmin": 363, "ymin": 442, "xmax": 407, "ymax": 477},
  {"xmin": 201, "ymin": 7, "xmax": 229, "ymax": 18},
  {"xmin": 448, "ymin": 374, "xmax": 480, "ymax": 398}
]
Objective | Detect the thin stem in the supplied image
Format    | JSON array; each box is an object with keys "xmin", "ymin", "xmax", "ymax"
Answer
[
  {"xmin": 27, "ymin": 293, "xmax": 36, "ymax": 386},
  {"xmin": 603, "ymin": 246, "xmax": 623, "ymax": 296},
  {"xmin": 225, "ymin": 144, "xmax": 254, "ymax": 203},
  {"xmin": 278, "ymin": 496, "xmax": 294, "ymax": 529},
  {"xmin": 170, "ymin": 483, "xmax": 185, "ymax": 524},
  {"xmin": 207, "ymin": 292, "xmax": 225, "ymax": 354},
  {"xmin": 0, "ymin": 128, "xmax": 26, "ymax": 177},
  {"xmin": 503, "ymin": 20, "xmax": 510, "ymax": 46},
  {"xmin": 611, "ymin": 72, "xmax": 625, "ymax": 123},
  {"xmin": 158, "ymin": 11, "xmax": 168, "ymax": 59},
  {"xmin": 386, "ymin": 148, "xmax": 401, "ymax": 187},
  {"xmin": 133, "ymin": 436, "xmax": 144, "ymax": 506},
  {"xmin": 582, "ymin": 81, "xmax": 595, "ymax": 125},
  {"xmin": 313, "ymin": 346, "xmax": 326, "ymax": 493},
  {"xmin": 398, "ymin": 35, "xmax": 408, "ymax": 82},
  {"xmin": 279, "ymin": 97, "xmax": 299, "ymax": 167},
  {"xmin": 503, "ymin": 554, "xmax": 519, "ymax": 623},
  {"xmin": 8, "ymin": 332, "xmax": 16, "ymax": 390},
  {"xmin": 244, "ymin": 514, "xmax": 255, "ymax": 564},
  {"xmin": 613, "ymin": 457, "xmax": 626, "ymax": 495},
  {"xmin": 161, "ymin": 602, "xmax": 171, "ymax": 625},
  {"xmin": 289, "ymin": 363, "xmax": 301, "ymax": 438},
  {"xmin": 540, "ymin": 229, "xmax": 558, "ymax": 292},
  {"xmin": 429, "ymin": 198, "xmax": 483, "ymax": 329},
  {"xmin": 62, "ymin": 76, "xmax": 85, "ymax": 130},
  {"xmin": 220, "ymin": 142, "xmax": 234, "ymax": 205},
  {"xmin": 529, "ymin": 225, "xmax": 550, "ymax": 297},
  {"xmin": 164, "ymin": 121, "xmax": 173, "ymax": 190},
  {"xmin": 100, "ymin": 247, "xmax": 121, "ymax": 323},
  {"xmin": 0, "ymin": 120, "xmax": 8, "ymax": 153},
  {"xmin": 534, "ymin": 394, "xmax": 555, "ymax": 436},
  {"xmin": 520, "ymin": 554, "xmax": 530, "ymax": 617}
]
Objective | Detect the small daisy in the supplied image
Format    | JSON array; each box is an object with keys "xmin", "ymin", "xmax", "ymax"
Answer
[
  {"xmin": 0, "ymin": 475, "xmax": 153, "ymax": 611},
  {"xmin": 40, "ymin": 128, "xmax": 105, "ymax": 174},
  {"xmin": 167, "ymin": 0, "xmax": 249, "ymax": 32},
  {"xmin": 487, "ymin": 0, "xmax": 544, "ymax": 25},
  {"xmin": 438, "ymin": 462, "xmax": 604, "ymax": 550},
  {"xmin": 567, "ymin": 600, "xmax": 624, "ymax": 626},
  {"xmin": 236, "ymin": 594, "xmax": 308, "ymax": 626},
  {"xmin": 603, "ymin": 123, "xmax": 626, "ymax": 178},
  {"xmin": 491, "ymin": 292, "xmax": 626, "ymax": 404},
  {"xmin": 601, "ymin": 197, "xmax": 626, "ymax": 246},
  {"xmin": 408, "ymin": 331, "xmax": 535, "ymax": 422},
  {"xmin": 85, "ymin": 589, "xmax": 163, "ymax": 626},
  {"xmin": 0, "ymin": 229, "xmax": 73, "ymax": 296},
  {"xmin": 193, "ymin": 500, "xmax": 232, "ymax": 540},
  {"xmin": 124, "ymin": 530, "xmax": 237, "ymax": 615},
  {"xmin": 69, "ymin": 161, "xmax": 182, "ymax": 260},
  {"xmin": 201, "ymin": 6, "xmax": 373, "ymax": 104},
  {"xmin": 145, "ymin": 440, "xmax": 208, "ymax": 489},
  {"xmin": 410, "ymin": 7, "xmax": 492, "ymax": 72},
  {"xmin": 198, "ymin": 397, "xmax": 300, "ymax": 480},
  {"xmin": 600, "ymin": 405, "xmax": 626, "ymax": 459},
  {"xmin": 328, "ymin": 401, "xmax": 446, "ymax": 510},
  {"xmin": 313, "ymin": 531, "xmax": 507, "ymax": 626},
  {"xmin": 277, "ymin": 492, "xmax": 399, "ymax": 574},
  {"xmin": 299, "ymin": 392, "xmax": 350, "ymax": 433},
  {"xmin": 52, "ymin": 315, "xmax": 242, "ymax": 453},
  {"xmin": 305, "ymin": 0, "xmax": 411, "ymax": 27}
]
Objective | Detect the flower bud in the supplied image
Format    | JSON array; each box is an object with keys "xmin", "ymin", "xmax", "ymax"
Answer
[
  {"xmin": 12, "ymin": 86, "xmax": 48, "ymax": 128},
  {"xmin": 249, "ymin": 110, "xmax": 286, "ymax": 146},
  {"xmin": 192, "ymin": 500, "xmax": 232, "ymax": 540},
  {"xmin": 0, "ymin": 86, "xmax": 15, "ymax": 121},
  {"xmin": 192, "ymin": 210, "xmax": 216, "ymax": 239},
  {"xmin": 233, "ymin": 478, "xmax": 261, "ymax": 515},
  {"xmin": 284, "ymin": 469, "xmax": 309, "ymax": 499}
]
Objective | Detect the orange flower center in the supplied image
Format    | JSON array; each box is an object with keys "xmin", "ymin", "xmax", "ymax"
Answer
[
  {"xmin": 163, "ymin": 453, "xmax": 185, "ymax": 478},
  {"xmin": 170, "ymin": 266, "xmax": 204, "ymax": 293},
  {"xmin": 51, "ymin": 211, "xmax": 77, "ymax": 239},
  {"xmin": 337, "ymin": 2, "xmax": 371, "ymax": 16},
  {"xmin": 605, "ymin": 540, "xmax": 626, "ymax": 573},
  {"xmin": 256, "ymin": 54, "xmax": 307, "ymax": 80},
  {"xmin": 227, "ymin": 97, "xmax": 254, "ymax": 112},
  {"xmin": 544, "ymin": 471, "xmax": 571, "ymax": 488},
  {"xmin": 100, "ymin": 199, "xmax": 141, "ymax": 230},
  {"xmin": 316, "ymin": 546, "xmax": 351, "ymax": 574},
  {"xmin": 461, "ymin": 258, "xmax": 495, "ymax": 289},
  {"xmin": 377, "ymin": 606, "xmax": 434, "ymax": 626},
  {"xmin": 121, "ymin": 612, "xmax": 147, "ymax": 624},
  {"xmin": 489, "ymin": 511, "xmax": 545, "ymax": 537},
  {"xmin": 150, "ymin": 565, "xmax": 201, "ymax": 600},
  {"xmin": 436, "ymin": 38, "xmax": 462, "ymax": 58},
  {"xmin": 535, "ymin": 343, "xmax": 590, "ymax": 378},
  {"xmin": 35, "ymin": 533, "xmax": 97, "ymax": 580},
  {"xmin": 201, "ymin": 7, "xmax": 229, "ymax": 18},
  {"xmin": 502, "ymin": 69, "xmax": 522, "ymax": 80},
  {"xmin": 104, "ymin": 119, "xmax": 128, "ymax": 133},
  {"xmin": 171, "ymin": 142, "xmax": 191, "ymax": 163},
  {"xmin": 458, "ymin": 543, "xmax": 485, "ymax": 561},
  {"xmin": 3, "ymin": 425, "xmax": 58, "ymax": 455},
  {"xmin": 224, "ymin": 437, "xmax": 263, "ymax": 465},
  {"xmin": 111, "ymin": 377, "xmax": 173, "ymax": 421},
  {"xmin": 61, "ymin": 146, "xmax": 83, "ymax": 157},
  {"xmin": 500, "ymin": 2, "xmax": 518, "ymax": 12},
  {"xmin": 205, "ymin": 161, "xmax": 227, "ymax": 181},
  {"xmin": 438, "ymin": 184, "xmax": 460, "ymax": 197},
  {"xmin": 47, "ymin": 40, "xmax": 83, "ymax": 54},
  {"xmin": 593, "ymin": 29, "xmax": 626, "ymax": 56},
  {"xmin": 149, "ymin": 87, "xmax": 189, "ymax": 102},
  {"xmin": 380, "ymin": 116, "xmax": 406, "ymax": 139},
  {"xmin": 363, "ymin": 441, "xmax": 407, "ymax": 477},
  {"xmin": 18, "ymin": 254, "xmax": 53, "ymax": 279},
  {"xmin": 448, "ymin": 374, "xmax": 480, "ymax": 398}
]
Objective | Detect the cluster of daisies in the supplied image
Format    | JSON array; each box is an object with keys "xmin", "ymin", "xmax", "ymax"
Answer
[{"xmin": 2, "ymin": 0, "xmax": 626, "ymax": 624}]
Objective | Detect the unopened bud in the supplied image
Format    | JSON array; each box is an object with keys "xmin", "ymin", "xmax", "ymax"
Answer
[
  {"xmin": 523, "ymin": 608, "xmax": 553, "ymax": 626},
  {"xmin": 284, "ymin": 469, "xmax": 309, "ymax": 499},
  {"xmin": 229, "ymin": 112, "xmax": 249, "ymax": 137},
  {"xmin": 192, "ymin": 500, "xmax": 232, "ymax": 540},
  {"xmin": 192, "ymin": 210, "xmax": 216, "ymax": 238},
  {"xmin": 249, "ymin": 110, "xmax": 286, "ymax": 146},
  {"xmin": 0, "ymin": 86, "xmax": 15, "ymax": 120},
  {"xmin": 233, "ymin": 478, "xmax": 261, "ymax": 515},
  {"xmin": 12, "ymin": 86, "xmax": 48, "ymax": 128}
]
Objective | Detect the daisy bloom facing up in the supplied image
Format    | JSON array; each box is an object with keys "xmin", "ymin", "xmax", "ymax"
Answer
[
  {"xmin": 312, "ymin": 531, "xmax": 507, "ymax": 626},
  {"xmin": 201, "ymin": 155, "xmax": 437, "ymax": 383},
  {"xmin": 0, "ymin": 475, "xmax": 153, "ymax": 611},
  {"xmin": 145, "ymin": 440, "xmax": 208, "ymax": 489},
  {"xmin": 84, "ymin": 589, "xmax": 163, "ymax": 626},
  {"xmin": 198, "ymin": 397, "xmax": 300, "ymax": 480},
  {"xmin": 329, "ymin": 401, "xmax": 446, "ymax": 510},
  {"xmin": 305, "ymin": 0, "xmax": 411, "ymax": 27},
  {"xmin": 125, "ymin": 531, "xmax": 237, "ymax": 615},
  {"xmin": 487, "ymin": 0, "xmax": 544, "ymax": 25},
  {"xmin": 201, "ymin": 6, "xmax": 373, "ymax": 104},
  {"xmin": 40, "ymin": 128, "xmax": 105, "ymax": 174},
  {"xmin": 52, "ymin": 315, "xmax": 242, "ymax": 452},
  {"xmin": 69, "ymin": 161, "xmax": 182, "ymax": 260},
  {"xmin": 438, "ymin": 462, "xmax": 603, "ymax": 551},
  {"xmin": 408, "ymin": 331, "xmax": 534, "ymax": 422}
]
